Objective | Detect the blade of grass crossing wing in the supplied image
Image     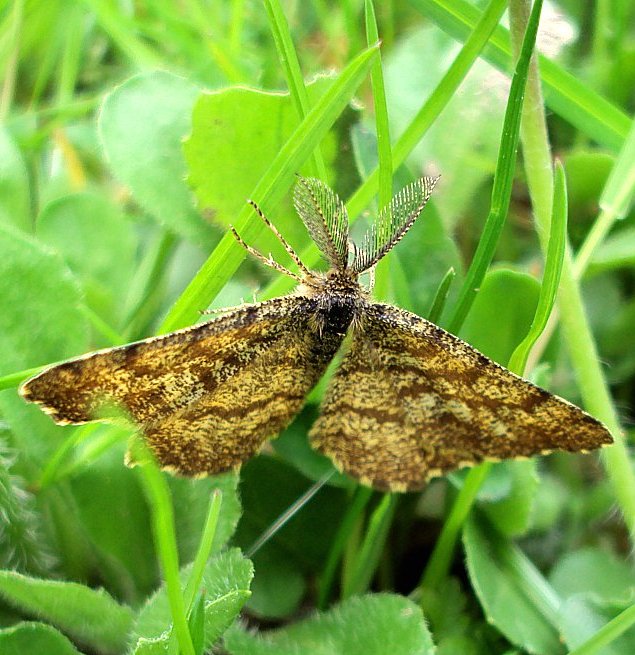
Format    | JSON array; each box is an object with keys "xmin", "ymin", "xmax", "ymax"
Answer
[
  {"xmin": 167, "ymin": 490, "xmax": 223, "ymax": 655},
  {"xmin": 420, "ymin": 0, "xmax": 545, "ymax": 595},
  {"xmin": 133, "ymin": 441, "xmax": 195, "ymax": 655}
]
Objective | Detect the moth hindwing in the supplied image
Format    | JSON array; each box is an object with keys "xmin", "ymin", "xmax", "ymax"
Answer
[{"xmin": 19, "ymin": 176, "xmax": 612, "ymax": 490}]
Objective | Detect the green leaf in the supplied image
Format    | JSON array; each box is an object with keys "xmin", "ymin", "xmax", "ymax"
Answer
[
  {"xmin": 70, "ymin": 444, "xmax": 157, "ymax": 604},
  {"xmin": 245, "ymin": 549, "xmax": 305, "ymax": 619},
  {"xmin": 0, "ymin": 126, "xmax": 30, "ymax": 231},
  {"xmin": 0, "ymin": 224, "xmax": 88, "ymax": 374},
  {"xmin": 0, "ymin": 223, "xmax": 89, "ymax": 463},
  {"xmin": 463, "ymin": 515, "xmax": 564, "ymax": 655},
  {"xmin": 36, "ymin": 192, "xmax": 137, "ymax": 326},
  {"xmin": 549, "ymin": 548, "xmax": 635, "ymax": 605},
  {"xmin": 183, "ymin": 79, "xmax": 335, "ymax": 260},
  {"xmin": 99, "ymin": 71, "xmax": 214, "ymax": 247},
  {"xmin": 224, "ymin": 593, "xmax": 435, "ymax": 655},
  {"xmin": 132, "ymin": 548, "xmax": 253, "ymax": 649},
  {"xmin": 0, "ymin": 622, "xmax": 82, "ymax": 655},
  {"xmin": 0, "ymin": 570, "xmax": 134, "ymax": 655},
  {"xmin": 459, "ymin": 269, "xmax": 540, "ymax": 366},
  {"xmin": 480, "ymin": 460, "xmax": 539, "ymax": 537}
]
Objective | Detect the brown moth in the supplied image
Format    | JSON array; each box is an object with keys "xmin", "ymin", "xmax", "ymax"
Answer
[{"xmin": 20, "ymin": 177, "xmax": 612, "ymax": 491}]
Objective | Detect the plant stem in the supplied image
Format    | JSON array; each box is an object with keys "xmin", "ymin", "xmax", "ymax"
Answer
[{"xmin": 509, "ymin": 0, "xmax": 635, "ymax": 536}]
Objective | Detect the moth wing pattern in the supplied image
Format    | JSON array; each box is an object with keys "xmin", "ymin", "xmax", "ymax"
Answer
[
  {"xmin": 352, "ymin": 176, "xmax": 438, "ymax": 273},
  {"xmin": 293, "ymin": 176, "xmax": 349, "ymax": 269},
  {"xmin": 20, "ymin": 296, "xmax": 345, "ymax": 475},
  {"xmin": 310, "ymin": 302, "xmax": 613, "ymax": 492}
]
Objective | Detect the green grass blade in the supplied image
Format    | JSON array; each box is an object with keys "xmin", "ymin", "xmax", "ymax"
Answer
[
  {"xmin": 446, "ymin": 0, "xmax": 544, "ymax": 334},
  {"xmin": 343, "ymin": 494, "xmax": 397, "ymax": 597},
  {"xmin": 365, "ymin": 0, "xmax": 393, "ymax": 300},
  {"xmin": 408, "ymin": 0, "xmax": 630, "ymax": 151},
  {"xmin": 134, "ymin": 441, "xmax": 195, "ymax": 655},
  {"xmin": 167, "ymin": 489, "xmax": 223, "ymax": 655},
  {"xmin": 507, "ymin": 160, "xmax": 567, "ymax": 374},
  {"xmin": 426, "ymin": 266, "xmax": 455, "ymax": 324},
  {"xmin": 264, "ymin": 0, "xmax": 328, "ymax": 179},
  {"xmin": 261, "ymin": 0, "xmax": 508, "ymax": 302},
  {"xmin": 159, "ymin": 42, "xmax": 379, "ymax": 333},
  {"xmin": 567, "ymin": 604, "xmax": 635, "ymax": 655}
]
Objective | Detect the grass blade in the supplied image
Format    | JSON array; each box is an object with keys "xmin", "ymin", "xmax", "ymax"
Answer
[
  {"xmin": 446, "ymin": 0, "xmax": 544, "ymax": 334},
  {"xmin": 507, "ymin": 160, "xmax": 567, "ymax": 374},
  {"xmin": 264, "ymin": 0, "xmax": 328, "ymax": 179},
  {"xmin": 134, "ymin": 441, "xmax": 195, "ymax": 655}
]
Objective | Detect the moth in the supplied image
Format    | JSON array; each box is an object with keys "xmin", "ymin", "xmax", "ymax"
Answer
[{"xmin": 20, "ymin": 176, "xmax": 612, "ymax": 491}]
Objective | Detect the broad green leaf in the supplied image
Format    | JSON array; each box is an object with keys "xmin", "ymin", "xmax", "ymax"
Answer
[
  {"xmin": 224, "ymin": 593, "xmax": 435, "ymax": 655},
  {"xmin": 564, "ymin": 151, "xmax": 614, "ymax": 229},
  {"xmin": 0, "ymin": 224, "xmax": 88, "ymax": 374},
  {"xmin": 0, "ymin": 223, "xmax": 89, "ymax": 464},
  {"xmin": 99, "ymin": 71, "xmax": 214, "ymax": 247},
  {"xmin": 246, "ymin": 548, "xmax": 306, "ymax": 620},
  {"xmin": 459, "ymin": 269, "xmax": 540, "ymax": 366},
  {"xmin": 132, "ymin": 548, "xmax": 253, "ymax": 648},
  {"xmin": 549, "ymin": 548, "xmax": 635, "ymax": 605},
  {"xmin": 463, "ymin": 515, "xmax": 564, "ymax": 655},
  {"xmin": 0, "ymin": 570, "xmax": 134, "ymax": 655},
  {"xmin": 184, "ymin": 79, "xmax": 335, "ymax": 228},
  {"xmin": 0, "ymin": 622, "xmax": 81, "ymax": 655},
  {"xmin": 480, "ymin": 460, "xmax": 539, "ymax": 537},
  {"xmin": 0, "ymin": 126, "xmax": 30, "ymax": 231},
  {"xmin": 70, "ymin": 443, "xmax": 157, "ymax": 604},
  {"xmin": 36, "ymin": 192, "xmax": 137, "ymax": 326}
]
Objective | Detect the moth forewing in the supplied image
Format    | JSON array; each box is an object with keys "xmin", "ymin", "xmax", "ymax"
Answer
[
  {"xmin": 20, "ymin": 297, "xmax": 347, "ymax": 476},
  {"xmin": 310, "ymin": 303, "xmax": 613, "ymax": 492}
]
